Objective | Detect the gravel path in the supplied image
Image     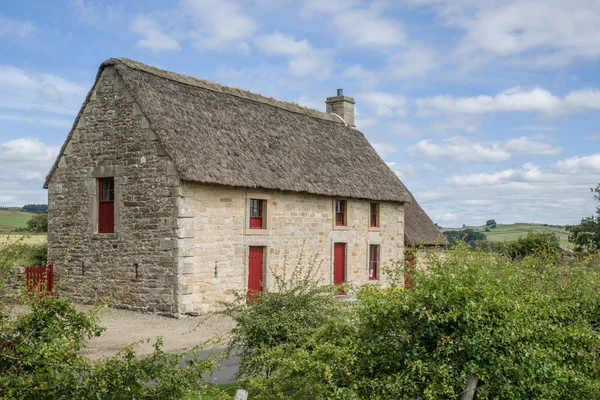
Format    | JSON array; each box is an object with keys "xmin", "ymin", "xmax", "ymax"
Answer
[{"xmin": 80, "ymin": 306, "xmax": 235, "ymax": 360}]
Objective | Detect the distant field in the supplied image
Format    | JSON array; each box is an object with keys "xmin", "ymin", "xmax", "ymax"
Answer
[
  {"xmin": 0, "ymin": 210, "xmax": 36, "ymax": 233},
  {"xmin": 0, "ymin": 234, "xmax": 47, "ymax": 246},
  {"xmin": 441, "ymin": 223, "xmax": 571, "ymax": 248}
]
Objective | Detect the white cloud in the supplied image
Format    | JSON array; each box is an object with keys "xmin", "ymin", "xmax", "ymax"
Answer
[
  {"xmin": 372, "ymin": 142, "xmax": 399, "ymax": 159},
  {"xmin": 331, "ymin": 10, "xmax": 405, "ymax": 48},
  {"xmin": 503, "ymin": 136, "xmax": 562, "ymax": 156},
  {"xmin": 72, "ymin": 0, "xmax": 122, "ymax": 24},
  {"xmin": 417, "ymin": 86, "xmax": 600, "ymax": 116},
  {"xmin": 414, "ymin": 0, "xmax": 600, "ymax": 68},
  {"xmin": 389, "ymin": 123, "xmax": 421, "ymax": 138},
  {"xmin": 0, "ymin": 14, "xmax": 35, "ymax": 38},
  {"xmin": 406, "ymin": 135, "xmax": 561, "ymax": 162},
  {"xmin": 585, "ymin": 133, "xmax": 600, "ymax": 140},
  {"xmin": 387, "ymin": 162, "xmax": 418, "ymax": 181},
  {"xmin": 185, "ymin": 0, "xmax": 257, "ymax": 52},
  {"xmin": 386, "ymin": 45, "xmax": 437, "ymax": 79},
  {"xmin": 360, "ymin": 92, "xmax": 407, "ymax": 118},
  {"xmin": 407, "ymin": 136, "xmax": 511, "ymax": 163},
  {"xmin": 255, "ymin": 32, "xmax": 331, "ymax": 78},
  {"xmin": 519, "ymin": 125, "xmax": 558, "ymax": 132},
  {"xmin": 554, "ymin": 154, "xmax": 600, "ymax": 175},
  {"xmin": 0, "ymin": 65, "xmax": 88, "ymax": 117},
  {"xmin": 131, "ymin": 16, "xmax": 180, "ymax": 52},
  {"xmin": 0, "ymin": 138, "xmax": 59, "ymax": 180}
]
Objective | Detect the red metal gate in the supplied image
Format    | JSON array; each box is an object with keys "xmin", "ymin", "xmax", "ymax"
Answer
[
  {"xmin": 334, "ymin": 243, "xmax": 346, "ymax": 294},
  {"xmin": 25, "ymin": 264, "xmax": 53, "ymax": 298},
  {"xmin": 247, "ymin": 246, "xmax": 264, "ymax": 303}
]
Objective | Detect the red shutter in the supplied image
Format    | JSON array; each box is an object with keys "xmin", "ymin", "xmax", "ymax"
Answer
[
  {"xmin": 98, "ymin": 178, "xmax": 114, "ymax": 233},
  {"xmin": 370, "ymin": 203, "xmax": 378, "ymax": 227},
  {"xmin": 247, "ymin": 246, "xmax": 264, "ymax": 303},
  {"xmin": 369, "ymin": 244, "xmax": 379, "ymax": 280},
  {"xmin": 334, "ymin": 243, "xmax": 346, "ymax": 294},
  {"xmin": 335, "ymin": 200, "xmax": 345, "ymax": 226},
  {"xmin": 249, "ymin": 199, "xmax": 263, "ymax": 229}
]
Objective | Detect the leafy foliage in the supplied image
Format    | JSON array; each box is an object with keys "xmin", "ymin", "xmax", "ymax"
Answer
[
  {"xmin": 0, "ymin": 239, "xmax": 225, "ymax": 400},
  {"xmin": 486, "ymin": 219, "xmax": 497, "ymax": 228},
  {"xmin": 498, "ymin": 231, "xmax": 560, "ymax": 259},
  {"xmin": 222, "ymin": 251, "xmax": 346, "ymax": 382},
  {"xmin": 0, "ymin": 237, "xmax": 47, "ymax": 267},
  {"xmin": 235, "ymin": 245, "xmax": 600, "ymax": 399},
  {"xmin": 567, "ymin": 183, "xmax": 600, "ymax": 253},
  {"xmin": 21, "ymin": 204, "xmax": 47, "ymax": 213},
  {"xmin": 26, "ymin": 214, "xmax": 47, "ymax": 233},
  {"xmin": 443, "ymin": 229, "xmax": 487, "ymax": 247}
]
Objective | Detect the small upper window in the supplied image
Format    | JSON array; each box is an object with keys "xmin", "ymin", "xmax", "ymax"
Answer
[
  {"xmin": 335, "ymin": 200, "xmax": 346, "ymax": 226},
  {"xmin": 98, "ymin": 178, "xmax": 114, "ymax": 233},
  {"xmin": 369, "ymin": 244, "xmax": 379, "ymax": 280},
  {"xmin": 370, "ymin": 203, "xmax": 379, "ymax": 227},
  {"xmin": 249, "ymin": 199, "xmax": 264, "ymax": 229}
]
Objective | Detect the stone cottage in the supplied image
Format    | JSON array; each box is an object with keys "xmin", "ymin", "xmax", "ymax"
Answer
[{"xmin": 44, "ymin": 58, "xmax": 445, "ymax": 316}]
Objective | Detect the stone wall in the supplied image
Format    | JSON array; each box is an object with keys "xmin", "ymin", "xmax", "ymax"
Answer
[
  {"xmin": 177, "ymin": 183, "xmax": 405, "ymax": 314},
  {"xmin": 46, "ymin": 66, "xmax": 181, "ymax": 315}
]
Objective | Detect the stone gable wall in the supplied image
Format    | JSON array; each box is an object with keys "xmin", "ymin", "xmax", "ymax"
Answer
[
  {"xmin": 177, "ymin": 183, "xmax": 405, "ymax": 314},
  {"xmin": 47, "ymin": 66, "xmax": 181, "ymax": 315}
]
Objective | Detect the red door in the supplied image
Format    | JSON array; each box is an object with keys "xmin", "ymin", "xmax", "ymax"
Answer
[
  {"xmin": 334, "ymin": 243, "xmax": 346, "ymax": 294},
  {"xmin": 247, "ymin": 246, "xmax": 264, "ymax": 303}
]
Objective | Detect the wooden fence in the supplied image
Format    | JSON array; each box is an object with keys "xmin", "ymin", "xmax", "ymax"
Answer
[{"xmin": 25, "ymin": 264, "xmax": 53, "ymax": 298}]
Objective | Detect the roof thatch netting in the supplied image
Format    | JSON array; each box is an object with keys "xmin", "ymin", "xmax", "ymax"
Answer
[
  {"xmin": 96, "ymin": 58, "xmax": 411, "ymax": 202},
  {"xmin": 404, "ymin": 191, "xmax": 448, "ymax": 246}
]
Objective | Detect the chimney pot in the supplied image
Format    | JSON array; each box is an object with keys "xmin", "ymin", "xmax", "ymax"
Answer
[{"xmin": 337, "ymin": 88, "xmax": 343, "ymax": 96}]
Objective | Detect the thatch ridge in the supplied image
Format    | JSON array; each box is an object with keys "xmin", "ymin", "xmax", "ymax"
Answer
[
  {"xmin": 404, "ymin": 191, "xmax": 448, "ymax": 246},
  {"xmin": 103, "ymin": 58, "xmax": 343, "ymax": 125}
]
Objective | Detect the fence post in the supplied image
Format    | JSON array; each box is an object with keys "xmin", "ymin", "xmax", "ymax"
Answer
[{"xmin": 459, "ymin": 373, "xmax": 478, "ymax": 400}]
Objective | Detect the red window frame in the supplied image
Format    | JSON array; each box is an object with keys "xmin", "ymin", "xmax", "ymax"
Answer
[
  {"xmin": 335, "ymin": 200, "xmax": 346, "ymax": 226},
  {"xmin": 370, "ymin": 203, "xmax": 379, "ymax": 227},
  {"xmin": 369, "ymin": 244, "xmax": 379, "ymax": 280},
  {"xmin": 98, "ymin": 177, "xmax": 115, "ymax": 233},
  {"xmin": 249, "ymin": 199, "xmax": 264, "ymax": 229}
]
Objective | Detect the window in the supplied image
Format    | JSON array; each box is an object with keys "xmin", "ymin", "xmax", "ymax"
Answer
[
  {"xmin": 370, "ymin": 203, "xmax": 379, "ymax": 227},
  {"xmin": 98, "ymin": 178, "xmax": 114, "ymax": 233},
  {"xmin": 249, "ymin": 199, "xmax": 264, "ymax": 229},
  {"xmin": 369, "ymin": 244, "xmax": 379, "ymax": 280},
  {"xmin": 335, "ymin": 199, "xmax": 346, "ymax": 226}
]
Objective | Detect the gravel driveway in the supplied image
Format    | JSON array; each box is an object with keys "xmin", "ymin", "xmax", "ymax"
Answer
[{"xmin": 80, "ymin": 306, "xmax": 235, "ymax": 360}]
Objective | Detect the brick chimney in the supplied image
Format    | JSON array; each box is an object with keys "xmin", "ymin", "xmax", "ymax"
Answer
[{"xmin": 325, "ymin": 89, "xmax": 355, "ymax": 127}]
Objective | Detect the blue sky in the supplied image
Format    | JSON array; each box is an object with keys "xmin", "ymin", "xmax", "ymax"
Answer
[{"xmin": 1, "ymin": 0, "xmax": 599, "ymax": 227}]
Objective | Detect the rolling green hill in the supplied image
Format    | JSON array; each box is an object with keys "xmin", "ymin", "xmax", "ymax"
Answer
[
  {"xmin": 441, "ymin": 223, "xmax": 571, "ymax": 248},
  {"xmin": 0, "ymin": 210, "xmax": 36, "ymax": 233}
]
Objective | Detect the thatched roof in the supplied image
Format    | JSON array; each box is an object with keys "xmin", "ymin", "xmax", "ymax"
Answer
[
  {"xmin": 404, "ymin": 191, "xmax": 448, "ymax": 246},
  {"xmin": 45, "ymin": 58, "xmax": 411, "ymax": 203}
]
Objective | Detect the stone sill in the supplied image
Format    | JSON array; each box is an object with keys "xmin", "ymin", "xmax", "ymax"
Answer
[
  {"xmin": 244, "ymin": 228, "xmax": 272, "ymax": 236},
  {"xmin": 368, "ymin": 227, "xmax": 382, "ymax": 232},
  {"xmin": 92, "ymin": 232, "xmax": 118, "ymax": 239},
  {"xmin": 332, "ymin": 226, "xmax": 351, "ymax": 231}
]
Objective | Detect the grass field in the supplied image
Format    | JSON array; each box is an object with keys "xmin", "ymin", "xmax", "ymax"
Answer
[
  {"xmin": 0, "ymin": 210, "xmax": 36, "ymax": 233},
  {"xmin": 441, "ymin": 223, "xmax": 571, "ymax": 247},
  {"xmin": 0, "ymin": 234, "xmax": 47, "ymax": 245}
]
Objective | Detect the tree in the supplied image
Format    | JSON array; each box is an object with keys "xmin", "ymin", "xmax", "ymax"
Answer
[
  {"xmin": 21, "ymin": 204, "xmax": 48, "ymax": 213},
  {"xmin": 486, "ymin": 219, "xmax": 497, "ymax": 229},
  {"xmin": 26, "ymin": 214, "xmax": 48, "ymax": 232},
  {"xmin": 567, "ymin": 183, "xmax": 600, "ymax": 253}
]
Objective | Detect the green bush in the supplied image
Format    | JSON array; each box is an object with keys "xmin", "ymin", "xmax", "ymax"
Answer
[
  {"xmin": 0, "ymin": 240, "xmax": 226, "ymax": 400},
  {"xmin": 499, "ymin": 231, "xmax": 560, "ymax": 259},
  {"xmin": 0, "ymin": 238, "xmax": 47, "ymax": 268},
  {"xmin": 222, "ymin": 251, "xmax": 346, "ymax": 382},
  {"xmin": 237, "ymin": 245, "xmax": 600, "ymax": 399}
]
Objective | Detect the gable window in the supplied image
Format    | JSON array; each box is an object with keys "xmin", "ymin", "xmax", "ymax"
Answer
[
  {"xmin": 369, "ymin": 244, "xmax": 379, "ymax": 280},
  {"xmin": 335, "ymin": 199, "xmax": 346, "ymax": 226},
  {"xmin": 98, "ymin": 178, "xmax": 114, "ymax": 233},
  {"xmin": 249, "ymin": 199, "xmax": 264, "ymax": 229},
  {"xmin": 370, "ymin": 203, "xmax": 379, "ymax": 227}
]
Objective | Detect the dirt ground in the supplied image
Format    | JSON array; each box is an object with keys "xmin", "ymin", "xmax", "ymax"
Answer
[
  {"xmin": 81, "ymin": 306, "xmax": 235, "ymax": 360},
  {"xmin": 10, "ymin": 304, "xmax": 235, "ymax": 360}
]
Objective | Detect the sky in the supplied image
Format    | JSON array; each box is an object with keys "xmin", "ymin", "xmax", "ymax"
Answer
[{"xmin": 0, "ymin": 0, "xmax": 599, "ymax": 227}]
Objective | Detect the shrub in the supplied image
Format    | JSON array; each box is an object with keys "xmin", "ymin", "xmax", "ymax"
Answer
[
  {"xmin": 238, "ymin": 245, "xmax": 600, "ymax": 399},
  {"xmin": 0, "ymin": 239, "xmax": 225, "ymax": 399},
  {"xmin": 499, "ymin": 231, "xmax": 560, "ymax": 259}
]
